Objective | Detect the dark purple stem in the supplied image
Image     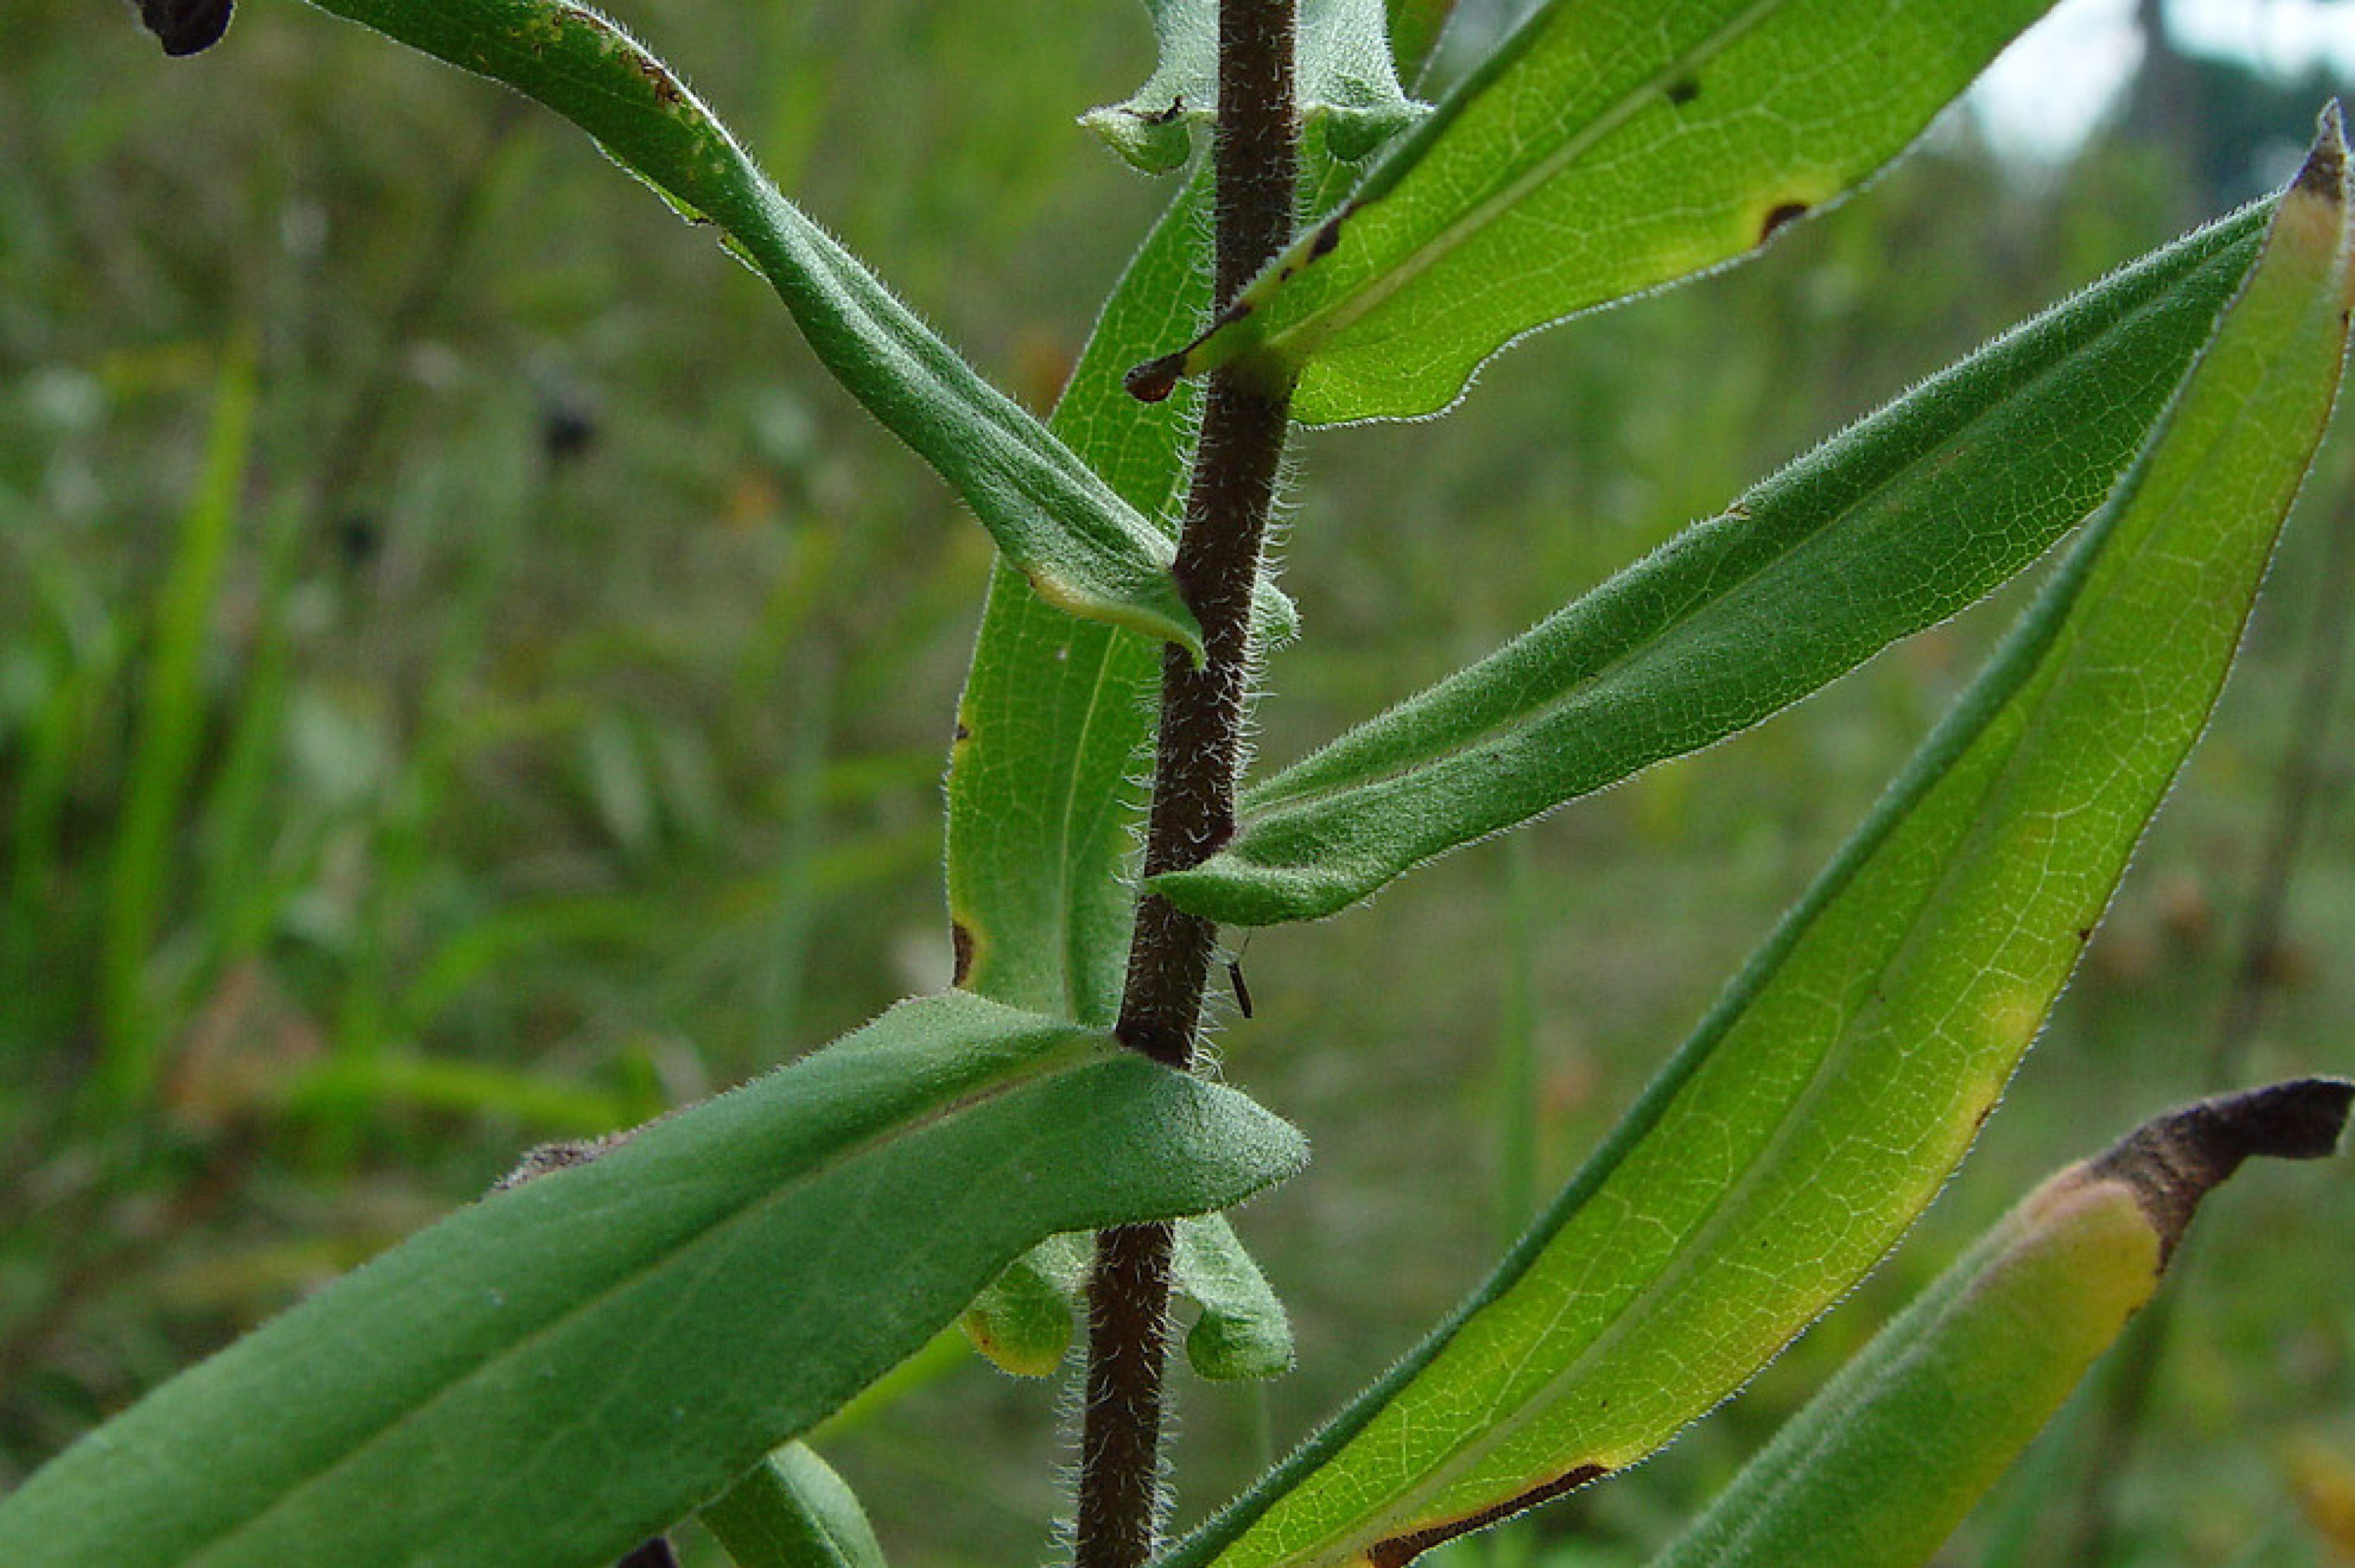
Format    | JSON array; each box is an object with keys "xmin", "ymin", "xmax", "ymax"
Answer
[{"xmin": 1072, "ymin": 3, "xmax": 1298, "ymax": 1566}]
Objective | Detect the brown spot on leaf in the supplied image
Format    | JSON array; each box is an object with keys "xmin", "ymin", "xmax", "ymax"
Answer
[
  {"xmin": 1364, "ymin": 1465, "xmax": 1609, "ymax": 1568},
  {"xmin": 1757, "ymin": 202, "xmax": 1811, "ymax": 246},
  {"xmin": 633, "ymin": 55, "xmax": 684, "ymax": 105},
  {"xmin": 2089, "ymin": 1077, "xmax": 2353, "ymax": 1264},
  {"xmin": 1310, "ymin": 216, "xmax": 1345, "ymax": 259},
  {"xmin": 1665, "ymin": 76, "xmax": 1700, "ymax": 106},
  {"xmin": 951, "ymin": 921, "xmax": 976, "ymax": 986},
  {"xmin": 495, "ymin": 1130, "xmax": 635, "ymax": 1190},
  {"xmin": 953, "ymin": 719, "xmax": 972, "ymax": 743},
  {"xmin": 1142, "ymin": 95, "xmax": 1186, "ymax": 126}
]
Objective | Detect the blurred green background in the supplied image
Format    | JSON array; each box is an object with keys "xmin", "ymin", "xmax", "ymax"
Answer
[{"xmin": 2, "ymin": 0, "xmax": 2351, "ymax": 1563}]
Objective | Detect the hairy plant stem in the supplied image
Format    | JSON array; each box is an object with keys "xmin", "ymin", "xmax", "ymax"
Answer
[{"xmin": 1074, "ymin": 4, "xmax": 1297, "ymax": 1567}]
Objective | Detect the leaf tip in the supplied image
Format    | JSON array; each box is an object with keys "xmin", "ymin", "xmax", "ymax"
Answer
[
  {"xmin": 1126, "ymin": 354, "xmax": 1187, "ymax": 403},
  {"xmin": 138, "ymin": 0, "xmax": 233, "ymax": 55},
  {"xmin": 2293, "ymin": 101, "xmax": 2348, "ymax": 204},
  {"xmin": 2088, "ymin": 1076, "xmax": 2354, "ymax": 1261}
]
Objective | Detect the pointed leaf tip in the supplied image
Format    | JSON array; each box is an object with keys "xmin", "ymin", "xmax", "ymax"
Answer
[
  {"xmin": 2294, "ymin": 101, "xmax": 2347, "ymax": 201},
  {"xmin": 2090, "ymin": 1077, "xmax": 2355, "ymax": 1260},
  {"xmin": 139, "ymin": 0, "xmax": 234, "ymax": 54},
  {"xmin": 1128, "ymin": 354, "xmax": 1186, "ymax": 403}
]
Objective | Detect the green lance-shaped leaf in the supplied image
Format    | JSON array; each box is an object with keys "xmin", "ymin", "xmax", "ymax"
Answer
[
  {"xmin": 1153, "ymin": 121, "xmax": 2352, "ymax": 1568},
  {"xmin": 291, "ymin": 0, "xmax": 1203, "ymax": 656},
  {"xmin": 0, "ymin": 991, "xmax": 1306, "ymax": 1568},
  {"xmin": 1126, "ymin": 0, "xmax": 2072, "ymax": 422},
  {"xmin": 1647, "ymin": 1078, "xmax": 2353, "ymax": 1568},
  {"xmin": 1155, "ymin": 194, "xmax": 2278, "ymax": 928},
  {"xmin": 703, "ymin": 1443, "xmax": 886, "ymax": 1568},
  {"xmin": 946, "ymin": 168, "xmax": 1214, "ymax": 1027},
  {"xmin": 1085, "ymin": 0, "xmax": 1424, "ymax": 174}
]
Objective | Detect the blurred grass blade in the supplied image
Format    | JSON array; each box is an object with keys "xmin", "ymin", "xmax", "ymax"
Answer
[
  {"xmin": 1154, "ymin": 195, "xmax": 2277, "ymax": 927},
  {"xmin": 1648, "ymin": 1080, "xmax": 2354, "ymax": 1568},
  {"xmin": 1153, "ymin": 122, "xmax": 2352, "ymax": 1568},
  {"xmin": 1129, "ymin": 0, "xmax": 2067, "ymax": 422},
  {"xmin": 703, "ymin": 1443, "xmax": 885, "ymax": 1568},
  {"xmin": 295, "ymin": 0, "xmax": 1204, "ymax": 657},
  {"xmin": 1085, "ymin": 0, "xmax": 1422, "ymax": 173},
  {"xmin": 276, "ymin": 1051, "xmax": 638, "ymax": 1136},
  {"xmin": 0, "ymin": 991, "xmax": 1307, "ymax": 1568},
  {"xmin": 95, "ymin": 337, "xmax": 255, "ymax": 1110}
]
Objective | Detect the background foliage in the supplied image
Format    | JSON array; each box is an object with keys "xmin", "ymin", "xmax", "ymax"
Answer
[{"xmin": 1, "ymin": 0, "xmax": 2351, "ymax": 1563}]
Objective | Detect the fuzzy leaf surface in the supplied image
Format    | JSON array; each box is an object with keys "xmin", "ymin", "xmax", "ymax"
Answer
[
  {"xmin": 964, "ymin": 1212, "xmax": 1293, "ymax": 1381},
  {"xmin": 1156, "ymin": 199, "xmax": 2276, "ymax": 927},
  {"xmin": 295, "ymin": 0, "xmax": 1204, "ymax": 654},
  {"xmin": 1154, "ymin": 126, "xmax": 2353, "ymax": 1568},
  {"xmin": 1145, "ymin": 0, "xmax": 2068, "ymax": 421},
  {"xmin": 703, "ymin": 1445, "xmax": 885, "ymax": 1568},
  {"xmin": 0, "ymin": 992, "xmax": 1307, "ymax": 1568},
  {"xmin": 944, "ymin": 168, "xmax": 1214, "ymax": 1027}
]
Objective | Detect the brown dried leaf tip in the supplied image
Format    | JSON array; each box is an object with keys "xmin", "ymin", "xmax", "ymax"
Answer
[
  {"xmin": 2089, "ymin": 1076, "xmax": 2354, "ymax": 1263},
  {"xmin": 137, "ymin": 0, "xmax": 233, "ymax": 56},
  {"xmin": 1125, "ymin": 354, "xmax": 1187, "ymax": 404},
  {"xmin": 615, "ymin": 1537, "xmax": 679, "ymax": 1568},
  {"xmin": 2292, "ymin": 100, "xmax": 2347, "ymax": 202}
]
